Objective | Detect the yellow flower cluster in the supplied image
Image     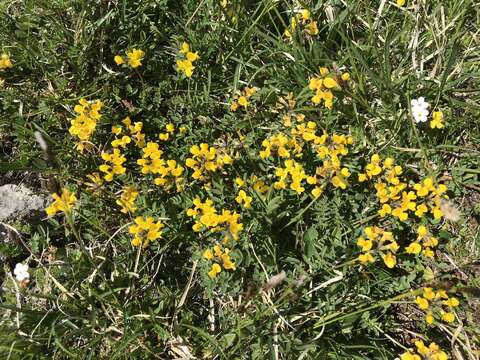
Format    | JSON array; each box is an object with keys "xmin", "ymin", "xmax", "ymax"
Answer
[
  {"xmin": 282, "ymin": 112, "xmax": 305, "ymax": 128},
  {"xmin": 260, "ymin": 126, "xmax": 353, "ymax": 198},
  {"xmin": 135, "ymin": 141, "xmax": 184, "ymax": 191},
  {"xmin": 230, "ymin": 86, "xmax": 256, "ymax": 111},
  {"xmin": 284, "ymin": 9, "xmax": 319, "ymax": 40},
  {"xmin": 259, "ymin": 133, "xmax": 301, "ymax": 159},
  {"xmin": 46, "ymin": 188, "xmax": 77, "ymax": 216},
  {"xmin": 401, "ymin": 340, "xmax": 448, "ymax": 360},
  {"xmin": 185, "ymin": 143, "xmax": 233, "ymax": 181},
  {"xmin": 158, "ymin": 122, "xmax": 175, "ymax": 141},
  {"xmin": 122, "ymin": 117, "xmax": 146, "ymax": 148},
  {"xmin": 203, "ymin": 245, "xmax": 236, "ymax": 278},
  {"xmin": 412, "ymin": 177, "xmax": 448, "ymax": 219},
  {"xmin": 308, "ymin": 67, "xmax": 349, "ymax": 109},
  {"xmin": 154, "ymin": 159, "xmax": 184, "ymax": 191},
  {"xmin": 0, "ymin": 53, "xmax": 13, "ymax": 69},
  {"xmin": 186, "ymin": 198, "xmax": 243, "ymax": 242},
  {"xmin": 176, "ymin": 42, "xmax": 199, "ymax": 78},
  {"xmin": 274, "ymin": 159, "xmax": 307, "ymax": 194},
  {"xmin": 68, "ymin": 99, "xmax": 103, "ymax": 151},
  {"xmin": 111, "ymin": 125, "xmax": 132, "ymax": 149},
  {"xmin": 129, "ymin": 216, "xmax": 164, "ymax": 248},
  {"xmin": 357, "ymin": 226, "xmax": 399, "ymax": 268},
  {"xmin": 114, "ymin": 49, "xmax": 145, "ymax": 68},
  {"xmin": 415, "ymin": 287, "xmax": 459, "ymax": 324},
  {"xmin": 137, "ymin": 141, "xmax": 163, "ymax": 174},
  {"xmin": 99, "ymin": 149, "xmax": 127, "ymax": 181},
  {"xmin": 235, "ymin": 190, "xmax": 252, "ymax": 208},
  {"xmin": 360, "ymin": 154, "xmax": 448, "ymax": 221},
  {"xmin": 308, "ymin": 132, "xmax": 353, "ymax": 196},
  {"xmin": 405, "ymin": 225, "xmax": 438, "ymax": 258},
  {"xmin": 116, "ymin": 186, "xmax": 138, "ymax": 213},
  {"xmin": 236, "ymin": 176, "xmax": 269, "ymax": 197}
]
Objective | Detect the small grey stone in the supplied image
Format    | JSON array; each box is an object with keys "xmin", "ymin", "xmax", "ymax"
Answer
[{"xmin": 0, "ymin": 184, "xmax": 50, "ymax": 222}]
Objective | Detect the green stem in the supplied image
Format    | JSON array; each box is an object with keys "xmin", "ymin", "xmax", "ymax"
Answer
[{"xmin": 65, "ymin": 212, "xmax": 93, "ymax": 264}]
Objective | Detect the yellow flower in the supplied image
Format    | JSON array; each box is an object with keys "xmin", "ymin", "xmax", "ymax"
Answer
[
  {"xmin": 323, "ymin": 77, "xmax": 338, "ymax": 89},
  {"xmin": 358, "ymin": 252, "xmax": 375, "ymax": 264},
  {"xmin": 180, "ymin": 42, "xmax": 190, "ymax": 54},
  {"xmin": 341, "ymin": 72, "xmax": 350, "ymax": 81},
  {"xmin": 378, "ymin": 203, "xmax": 392, "ymax": 217},
  {"xmin": 0, "ymin": 53, "xmax": 13, "ymax": 69},
  {"xmin": 186, "ymin": 51, "xmax": 199, "ymax": 62},
  {"xmin": 129, "ymin": 216, "xmax": 164, "ymax": 248},
  {"xmin": 208, "ymin": 263, "xmax": 221, "ymax": 278},
  {"xmin": 235, "ymin": 190, "xmax": 252, "ymax": 208},
  {"xmin": 203, "ymin": 249, "xmax": 214, "ymax": 260},
  {"xmin": 235, "ymin": 177, "xmax": 245, "ymax": 187},
  {"xmin": 166, "ymin": 123, "xmax": 175, "ymax": 133},
  {"xmin": 430, "ymin": 111, "xmax": 444, "ymax": 129},
  {"xmin": 312, "ymin": 186, "xmax": 323, "ymax": 198},
  {"xmin": 400, "ymin": 352, "xmax": 421, "ymax": 360},
  {"xmin": 46, "ymin": 188, "xmax": 77, "ymax": 216},
  {"xmin": 159, "ymin": 132, "xmax": 169, "ymax": 141},
  {"xmin": 238, "ymin": 96, "xmax": 249, "ymax": 108},
  {"xmin": 116, "ymin": 186, "xmax": 138, "ymax": 213},
  {"xmin": 423, "ymin": 287, "xmax": 436, "ymax": 300},
  {"xmin": 69, "ymin": 99, "xmax": 103, "ymax": 144},
  {"xmin": 425, "ymin": 312, "xmax": 434, "ymax": 324},
  {"xmin": 85, "ymin": 172, "xmax": 104, "ymax": 192},
  {"xmin": 415, "ymin": 296, "xmax": 429, "ymax": 310},
  {"xmin": 176, "ymin": 59, "xmax": 194, "ymax": 77},
  {"xmin": 99, "ymin": 149, "xmax": 127, "ymax": 181},
  {"xmin": 244, "ymin": 86, "xmax": 256, "ymax": 97},
  {"xmin": 397, "ymin": 0, "xmax": 406, "ymax": 6},
  {"xmin": 114, "ymin": 55, "xmax": 124, "ymax": 65},
  {"xmin": 441, "ymin": 311, "xmax": 455, "ymax": 323},
  {"xmin": 405, "ymin": 242, "xmax": 422, "ymax": 255},
  {"xmin": 443, "ymin": 297, "xmax": 459, "ymax": 307},
  {"xmin": 126, "ymin": 49, "xmax": 145, "ymax": 68},
  {"xmin": 382, "ymin": 253, "xmax": 396, "ymax": 268},
  {"xmin": 357, "ymin": 237, "xmax": 373, "ymax": 251},
  {"xmin": 306, "ymin": 21, "xmax": 318, "ymax": 35}
]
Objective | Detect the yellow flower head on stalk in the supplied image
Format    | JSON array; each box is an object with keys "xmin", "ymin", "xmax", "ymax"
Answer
[
  {"xmin": 356, "ymin": 226, "xmax": 399, "ymax": 268},
  {"xmin": 203, "ymin": 245, "xmax": 236, "ymax": 278},
  {"xmin": 284, "ymin": 9, "xmax": 319, "ymax": 40},
  {"xmin": 308, "ymin": 67, "xmax": 346, "ymax": 109},
  {"xmin": 187, "ymin": 198, "xmax": 243, "ymax": 242},
  {"xmin": 129, "ymin": 216, "xmax": 164, "ymax": 248},
  {"xmin": 0, "ymin": 53, "xmax": 13, "ymax": 69},
  {"xmin": 46, "ymin": 188, "xmax": 77, "ymax": 216},
  {"xmin": 176, "ymin": 42, "xmax": 200, "ymax": 77},
  {"xmin": 126, "ymin": 49, "xmax": 145, "ymax": 68},
  {"xmin": 414, "ymin": 287, "xmax": 460, "ymax": 325},
  {"xmin": 114, "ymin": 55, "xmax": 124, "ymax": 65},
  {"xmin": 235, "ymin": 189, "xmax": 252, "ymax": 208},
  {"xmin": 230, "ymin": 86, "xmax": 257, "ymax": 111},
  {"xmin": 116, "ymin": 186, "xmax": 138, "ymax": 213},
  {"xmin": 185, "ymin": 143, "xmax": 233, "ymax": 181},
  {"xmin": 400, "ymin": 340, "xmax": 449, "ymax": 360},
  {"xmin": 99, "ymin": 149, "xmax": 127, "ymax": 181},
  {"xmin": 430, "ymin": 111, "xmax": 444, "ymax": 129},
  {"xmin": 69, "ymin": 99, "xmax": 103, "ymax": 150}
]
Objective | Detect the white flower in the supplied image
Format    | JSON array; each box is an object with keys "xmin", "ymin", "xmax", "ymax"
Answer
[
  {"xmin": 411, "ymin": 97, "xmax": 430, "ymax": 123},
  {"xmin": 13, "ymin": 263, "xmax": 30, "ymax": 282}
]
